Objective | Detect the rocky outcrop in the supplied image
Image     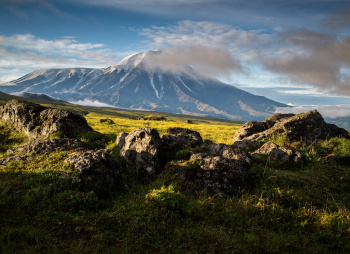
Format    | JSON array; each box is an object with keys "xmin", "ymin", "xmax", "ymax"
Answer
[
  {"xmin": 119, "ymin": 127, "xmax": 162, "ymax": 180},
  {"xmin": 0, "ymin": 100, "xmax": 94, "ymax": 139},
  {"xmin": 252, "ymin": 141, "xmax": 303, "ymax": 163},
  {"xmin": 161, "ymin": 127, "xmax": 203, "ymax": 161},
  {"xmin": 7, "ymin": 139, "xmax": 90, "ymax": 154},
  {"xmin": 64, "ymin": 150, "xmax": 123, "ymax": 197},
  {"xmin": 177, "ymin": 142, "xmax": 252, "ymax": 195},
  {"xmin": 233, "ymin": 110, "xmax": 349, "ymax": 143}
]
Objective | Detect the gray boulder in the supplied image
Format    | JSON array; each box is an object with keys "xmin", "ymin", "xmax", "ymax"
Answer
[
  {"xmin": 233, "ymin": 110, "xmax": 349, "ymax": 143},
  {"xmin": 120, "ymin": 127, "xmax": 161, "ymax": 179},
  {"xmin": 64, "ymin": 150, "xmax": 123, "ymax": 197},
  {"xmin": 177, "ymin": 143, "xmax": 251, "ymax": 195},
  {"xmin": 252, "ymin": 141, "xmax": 303, "ymax": 163},
  {"xmin": 163, "ymin": 127, "xmax": 203, "ymax": 148},
  {"xmin": 161, "ymin": 127, "xmax": 203, "ymax": 161},
  {"xmin": 0, "ymin": 100, "xmax": 94, "ymax": 139}
]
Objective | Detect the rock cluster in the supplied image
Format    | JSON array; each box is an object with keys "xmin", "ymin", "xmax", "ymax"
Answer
[
  {"xmin": 233, "ymin": 110, "xmax": 349, "ymax": 143},
  {"xmin": 3, "ymin": 99, "xmax": 347, "ymax": 197},
  {"xmin": 116, "ymin": 126, "xmax": 252, "ymax": 194},
  {"xmin": 0, "ymin": 100, "xmax": 94, "ymax": 139}
]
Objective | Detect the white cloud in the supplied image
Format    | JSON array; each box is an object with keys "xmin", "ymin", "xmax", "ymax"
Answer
[
  {"xmin": 140, "ymin": 20, "xmax": 272, "ymax": 50},
  {"xmin": 0, "ymin": 34, "xmax": 118, "ymax": 82},
  {"xmin": 0, "ymin": 34, "xmax": 108, "ymax": 59},
  {"xmin": 140, "ymin": 20, "xmax": 274, "ymax": 77},
  {"xmin": 69, "ymin": 98, "xmax": 115, "ymax": 108},
  {"xmin": 275, "ymin": 105, "xmax": 350, "ymax": 118},
  {"xmin": 144, "ymin": 45, "xmax": 243, "ymax": 77}
]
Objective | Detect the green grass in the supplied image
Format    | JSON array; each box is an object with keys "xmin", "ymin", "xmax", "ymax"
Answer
[
  {"xmin": 85, "ymin": 112, "xmax": 240, "ymax": 145},
  {"xmin": 0, "ymin": 122, "xmax": 28, "ymax": 152},
  {"xmin": 1, "ymin": 101, "xmax": 350, "ymax": 253}
]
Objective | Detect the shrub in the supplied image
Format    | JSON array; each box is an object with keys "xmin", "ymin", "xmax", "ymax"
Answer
[{"xmin": 145, "ymin": 185, "xmax": 186, "ymax": 222}]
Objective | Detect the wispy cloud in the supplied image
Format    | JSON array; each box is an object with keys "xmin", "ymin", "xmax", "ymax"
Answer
[
  {"xmin": 0, "ymin": 34, "xmax": 118, "ymax": 82},
  {"xmin": 140, "ymin": 20, "xmax": 272, "ymax": 50},
  {"xmin": 140, "ymin": 20, "xmax": 273, "ymax": 77}
]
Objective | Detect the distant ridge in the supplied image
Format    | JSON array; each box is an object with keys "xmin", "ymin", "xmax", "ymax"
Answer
[
  {"xmin": 10, "ymin": 92, "xmax": 64, "ymax": 103},
  {"xmin": 0, "ymin": 50, "xmax": 288, "ymax": 121}
]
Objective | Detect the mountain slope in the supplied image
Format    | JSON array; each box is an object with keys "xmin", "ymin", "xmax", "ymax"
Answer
[{"xmin": 0, "ymin": 51, "xmax": 288, "ymax": 120}]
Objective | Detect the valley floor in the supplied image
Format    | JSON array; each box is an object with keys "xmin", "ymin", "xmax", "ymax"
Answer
[{"xmin": 1, "ymin": 112, "xmax": 350, "ymax": 253}]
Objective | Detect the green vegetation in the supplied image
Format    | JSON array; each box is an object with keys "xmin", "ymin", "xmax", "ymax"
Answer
[
  {"xmin": 85, "ymin": 112, "xmax": 240, "ymax": 144},
  {"xmin": 1, "ymin": 100, "xmax": 350, "ymax": 253},
  {"xmin": 0, "ymin": 122, "xmax": 28, "ymax": 152}
]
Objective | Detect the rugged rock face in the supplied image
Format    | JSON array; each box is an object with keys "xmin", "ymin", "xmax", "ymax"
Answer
[
  {"xmin": 0, "ymin": 100, "xmax": 94, "ymax": 139},
  {"xmin": 233, "ymin": 110, "xmax": 349, "ymax": 143},
  {"xmin": 161, "ymin": 127, "xmax": 203, "ymax": 161},
  {"xmin": 177, "ymin": 142, "xmax": 252, "ymax": 195},
  {"xmin": 252, "ymin": 141, "xmax": 303, "ymax": 163},
  {"xmin": 64, "ymin": 150, "xmax": 123, "ymax": 197},
  {"xmin": 7, "ymin": 138, "xmax": 90, "ymax": 154},
  {"xmin": 119, "ymin": 127, "xmax": 162, "ymax": 180},
  {"xmin": 116, "ymin": 132, "xmax": 128, "ymax": 150}
]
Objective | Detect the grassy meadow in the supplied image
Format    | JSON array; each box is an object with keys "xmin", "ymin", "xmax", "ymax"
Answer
[
  {"xmin": 1, "ymin": 97, "xmax": 350, "ymax": 253},
  {"xmin": 86, "ymin": 112, "xmax": 241, "ymax": 145}
]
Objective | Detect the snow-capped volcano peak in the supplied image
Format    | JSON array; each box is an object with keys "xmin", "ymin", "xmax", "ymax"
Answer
[{"xmin": 106, "ymin": 50, "xmax": 160, "ymax": 73}]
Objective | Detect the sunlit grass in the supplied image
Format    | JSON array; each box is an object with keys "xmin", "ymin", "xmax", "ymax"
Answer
[{"xmin": 85, "ymin": 112, "xmax": 241, "ymax": 144}]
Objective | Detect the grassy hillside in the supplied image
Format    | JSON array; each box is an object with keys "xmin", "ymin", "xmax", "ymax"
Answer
[{"xmin": 1, "ymin": 98, "xmax": 350, "ymax": 253}]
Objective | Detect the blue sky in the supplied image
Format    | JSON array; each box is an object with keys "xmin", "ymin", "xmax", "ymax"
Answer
[{"xmin": 1, "ymin": 0, "xmax": 350, "ymax": 117}]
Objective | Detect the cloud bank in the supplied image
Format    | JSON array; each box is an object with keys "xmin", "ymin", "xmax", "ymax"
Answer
[
  {"xmin": 263, "ymin": 28, "xmax": 350, "ymax": 96},
  {"xmin": 140, "ymin": 20, "xmax": 273, "ymax": 77},
  {"xmin": 276, "ymin": 105, "xmax": 350, "ymax": 119},
  {"xmin": 144, "ymin": 46, "xmax": 243, "ymax": 77}
]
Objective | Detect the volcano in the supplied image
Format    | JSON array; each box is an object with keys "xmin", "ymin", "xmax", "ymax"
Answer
[{"xmin": 0, "ymin": 50, "xmax": 288, "ymax": 120}]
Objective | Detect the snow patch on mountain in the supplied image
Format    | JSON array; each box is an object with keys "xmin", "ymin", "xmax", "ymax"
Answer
[
  {"xmin": 177, "ymin": 75, "xmax": 194, "ymax": 93},
  {"xmin": 149, "ymin": 72, "xmax": 160, "ymax": 99}
]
